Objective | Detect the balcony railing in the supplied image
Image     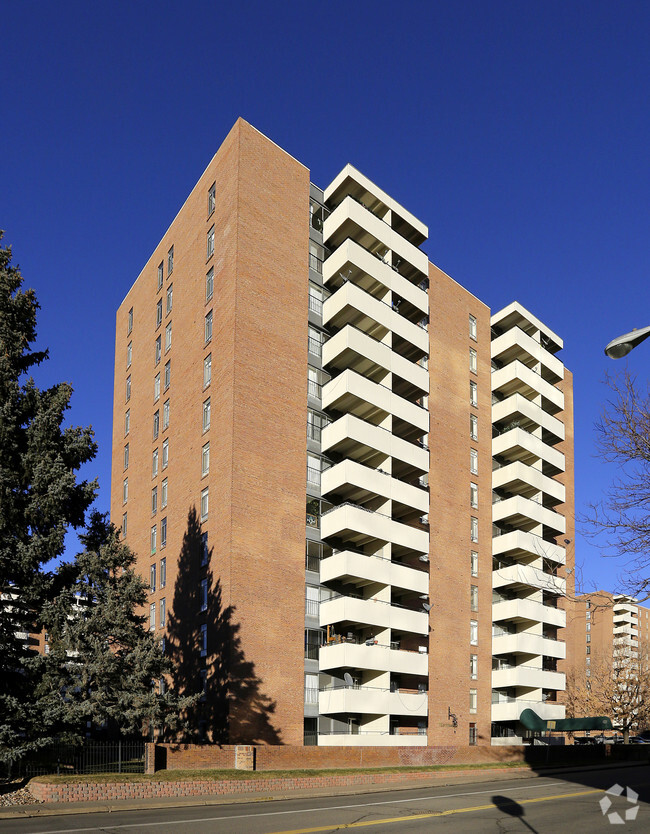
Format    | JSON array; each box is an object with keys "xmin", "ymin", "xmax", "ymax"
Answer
[
  {"xmin": 308, "ymin": 380, "xmax": 323, "ymax": 399},
  {"xmin": 309, "ymin": 253, "xmax": 323, "ymax": 273},
  {"xmin": 308, "ymin": 336, "xmax": 323, "ymax": 357},
  {"xmin": 305, "ymin": 598, "xmax": 319, "ymax": 617},
  {"xmin": 309, "ymin": 294, "xmax": 323, "ymax": 316}
]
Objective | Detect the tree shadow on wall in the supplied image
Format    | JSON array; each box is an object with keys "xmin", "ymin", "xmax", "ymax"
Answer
[{"xmin": 165, "ymin": 507, "xmax": 281, "ymax": 744}]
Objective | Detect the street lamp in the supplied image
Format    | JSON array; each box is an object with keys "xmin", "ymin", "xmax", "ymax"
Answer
[{"xmin": 605, "ymin": 326, "xmax": 650, "ymax": 359}]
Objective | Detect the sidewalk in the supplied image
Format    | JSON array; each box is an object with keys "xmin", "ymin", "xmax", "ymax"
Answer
[{"xmin": 0, "ymin": 760, "xmax": 643, "ymax": 821}]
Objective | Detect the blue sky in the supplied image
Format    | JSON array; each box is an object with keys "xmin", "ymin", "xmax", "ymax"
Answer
[{"xmin": 2, "ymin": 1, "xmax": 649, "ymax": 592}]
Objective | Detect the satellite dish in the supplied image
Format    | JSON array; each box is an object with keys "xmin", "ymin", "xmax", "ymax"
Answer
[
  {"xmin": 422, "ymin": 603, "xmax": 432, "ymax": 612},
  {"xmin": 343, "ymin": 672, "xmax": 353, "ymax": 687},
  {"xmin": 419, "ymin": 594, "xmax": 429, "ymax": 600},
  {"xmin": 418, "ymin": 555, "xmax": 429, "ymax": 563}
]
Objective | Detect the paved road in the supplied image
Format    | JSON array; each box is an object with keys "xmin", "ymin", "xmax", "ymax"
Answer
[{"xmin": 2, "ymin": 764, "xmax": 648, "ymax": 834}]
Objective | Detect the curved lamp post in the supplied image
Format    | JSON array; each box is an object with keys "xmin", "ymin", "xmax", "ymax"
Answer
[{"xmin": 605, "ymin": 326, "xmax": 650, "ymax": 359}]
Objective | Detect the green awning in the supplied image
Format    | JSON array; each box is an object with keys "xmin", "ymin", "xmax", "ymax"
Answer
[{"xmin": 519, "ymin": 709, "xmax": 613, "ymax": 732}]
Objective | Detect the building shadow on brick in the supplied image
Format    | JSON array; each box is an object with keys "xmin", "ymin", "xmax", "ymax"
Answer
[{"xmin": 165, "ymin": 507, "xmax": 281, "ymax": 745}]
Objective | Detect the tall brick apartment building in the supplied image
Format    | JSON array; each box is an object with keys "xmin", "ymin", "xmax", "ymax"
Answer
[{"xmin": 111, "ymin": 118, "xmax": 575, "ymax": 747}]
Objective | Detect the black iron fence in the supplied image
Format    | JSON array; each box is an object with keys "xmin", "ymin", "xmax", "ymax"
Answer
[{"xmin": 2, "ymin": 740, "xmax": 145, "ymax": 778}]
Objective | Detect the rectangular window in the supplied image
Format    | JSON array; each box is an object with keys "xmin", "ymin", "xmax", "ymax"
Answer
[
  {"xmin": 470, "ymin": 448, "xmax": 478, "ymax": 474},
  {"xmin": 470, "ymin": 654, "xmax": 478, "ymax": 680},
  {"xmin": 154, "ymin": 372, "xmax": 160, "ymax": 402},
  {"xmin": 208, "ymin": 182, "xmax": 215, "ymax": 215},
  {"xmin": 206, "ymin": 267, "xmax": 214, "ymax": 301},
  {"xmin": 157, "ymin": 262, "xmax": 164, "ymax": 290},
  {"xmin": 205, "ymin": 310, "xmax": 213, "ymax": 343},
  {"xmin": 308, "ymin": 326, "xmax": 323, "ymax": 358},
  {"xmin": 123, "ymin": 443, "xmax": 129, "ymax": 470},
  {"xmin": 166, "ymin": 283, "xmax": 173, "ymax": 314},
  {"xmin": 150, "ymin": 603, "xmax": 156, "ymax": 631},
  {"xmin": 162, "ymin": 438, "xmax": 169, "ymax": 469},
  {"xmin": 124, "ymin": 409, "xmax": 130, "ymax": 436},
  {"xmin": 469, "ymin": 688, "xmax": 477, "ymax": 714},
  {"xmin": 122, "ymin": 512, "xmax": 127, "ymax": 537},
  {"xmin": 155, "ymin": 335, "xmax": 161, "ymax": 365},
  {"xmin": 163, "ymin": 398, "xmax": 170, "ymax": 429},
  {"xmin": 470, "ymin": 619, "xmax": 478, "ymax": 645},
  {"xmin": 150, "ymin": 563, "xmax": 156, "ymax": 593},
  {"xmin": 202, "ymin": 442, "xmax": 210, "ymax": 476},
  {"xmin": 125, "ymin": 375, "xmax": 131, "ymax": 402},
  {"xmin": 307, "ymin": 453, "xmax": 321, "ymax": 487},
  {"xmin": 161, "ymin": 477, "xmax": 168, "ymax": 508},
  {"xmin": 470, "ymin": 482, "xmax": 478, "ymax": 508},
  {"xmin": 128, "ymin": 307, "xmax": 133, "ymax": 334},
  {"xmin": 469, "ymin": 723, "xmax": 477, "ymax": 745},
  {"xmin": 200, "ymin": 578, "xmax": 208, "ymax": 612},
  {"xmin": 201, "ymin": 487, "xmax": 209, "ymax": 521},
  {"xmin": 152, "ymin": 448, "xmax": 159, "ymax": 478},
  {"xmin": 153, "ymin": 410, "xmax": 160, "ymax": 440},
  {"xmin": 167, "ymin": 245, "xmax": 173, "ymax": 276},
  {"xmin": 204, "ymin": 353, "xmax": 212, "ymax": 387},
  {"xmin": 164, "ymin": 360, "xmax": 171, "ymax": 390},
  {"xmin": 165, "ymin": 321, "xmax": 172, "ymax": 352},
  {"xmin": 207, "ymin": 225, "xmax": 215, "ymax": 259},
  {"xmin": 127, "ymin": 341, "xmax": 132, "ymax": 368},
  {"xmin": 203, "ymin": 398, "xmax": 211, "ymax": 431},
  {"xmin": 151, "ymin": 487, "xmax": 158, "ymax": 516},
  {"xmin": 156, "ymin": 298, "xmax": 163, "ymax": 328},
  {"xmin": 470, "ymin": 516, "xmax": 478, "ymax": 543},
  {"xmin": 470, "ymin": 380, "xmax": 478, "ymax": 407},
  {"xmin": 200, "ymin": 623, "xmax": 207, "ymax": 657},
  {"xmin": 470, "ymin": 585, "xmax": 478, "ymax": 612},
  {"xmin": 469, "ymin": 347, "xmax": 477, "ymax": 374},
  {"xmin": 470, "ymin": 413, "xmax": 478, "ymax": 440},
  {"xmin": 308, "ymin": 283, "xmax": 323, "ymax": 316},
  {"xmin": 160, "ymin": 557, "xmax": 166, "ymax": 588},
  {"xmin": 161, "ymin": 516, "xmax": 167, "ymax": 548},
  {"xmin": 201, "ymin": 531, "xmax": 209, "ymax": 566},
  {"xmin": 469, "ymin": 314, "xmax": 477, "ymax": 341},
  {"xmin": 150, "ymin": 524, "xmax": 157, "ymax": 555},
  {"xmin": 123, "ymin": 477, "xmax": 128, "ymax": 503},
  {"xmin": 160, "ymin": 597, "xmax": 166, "ymax": 628},
  {"xmin": 471, "ymin": 550, "xmax": 478, "ymax": 577}
]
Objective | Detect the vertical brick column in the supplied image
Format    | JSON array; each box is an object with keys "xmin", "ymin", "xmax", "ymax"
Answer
[{"xmin": 144, "ymin": 742, "xmax": 156, "ymax": 775}]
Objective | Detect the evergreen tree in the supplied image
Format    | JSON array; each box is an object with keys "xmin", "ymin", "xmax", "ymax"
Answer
[
  {"xmin": 37, "ymin": 513, "xmax": 195, "ymax": 742},
  {"xmin": 0, "ymin": 234, "xmax": 97, "ymax": 764}
]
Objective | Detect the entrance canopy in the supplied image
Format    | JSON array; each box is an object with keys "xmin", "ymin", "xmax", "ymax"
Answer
[{"xmin": 519, "ymin": 709, "xmax": 613, "ymax": 733}]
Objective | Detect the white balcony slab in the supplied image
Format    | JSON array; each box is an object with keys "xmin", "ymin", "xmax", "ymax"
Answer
[
  {"xmin": 319, "ymin": 687, "xmax": 428, "ymax": 717},
  {"xmin": 319, "ymin": 641, "xmax": 428, "ymax": 676},
  {"xmin": 492, "ymin": 428, "xmax": 565, "ymax": 472},
  {"xmin": 493, "ymin": 563, "xmax": 566, "ymax": 595},
  {"xmin": 492, "ymin": 598, "xmax": 566, "ymax": 628},
  {"xmin": 320, "ymin": 596, "xmax": 429, "ymax": 635},
  {"xmin": 492, "ymin": 666, "xmax": 565, "ymax": 690},
  {"xmin": 491, "ymin": 700, "xmax": 566, "ymax": 722},
  {"xmin": 492, "ymin": 632, "xmax": 566, "ymax": 659},
  {"xmin": 321, "ymin": 550, "xmax": 428, "ymax": 594},
  {"xmin": 492, "ymin": 530, "xmax": 565, "ymax": 565},
  {"xmin": 492, "ymin": 327, "xmax": 564, "ymax": 382},
  {"xmin": 323, "ymin": 281, "xmax": 428, "ymax": 353},
  {"xmin": 318, "ymin": 733, "xmax": 427, "ymax": 746},
  {"xmin": 322, "ymin": 460, "xmax": 429, "ymax": 514},
  {"xmin": 492, "ymin": 460, "xmax": 565, "ymax": 504},
  {"xmin": 492, "ymin": 495, "xmax": 565, "ymax": 533},
  {"xmin": 322, "ymin": 503, "xmax": 429, "ymax": 554},
  {"xmin": 323, "ymin": 326, "xmax": 429, "ymax": 393},
  {"xmin": 492, "ymin": 394, "xmax": 565, "ymax": 442},
  {"xmin": 491, "ymin": 362, "xmax": 564, "ymax": 412},
  {"xmin": 322, "ymin": 414, "xmax": 428, "ymax": 473}
]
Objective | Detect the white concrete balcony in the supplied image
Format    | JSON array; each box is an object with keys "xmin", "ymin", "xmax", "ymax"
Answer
[
  {"xmin": 319, "ymin": 641, "xmax": 429, "ymax": 676},
  {"xmin": 613, "ymin": 624, "xmax": 636, "ymax": 637},
  {"xmin": 318, "ymin": 733, "xmax": 427, "ymax": 747},
  {"xmin": 320, "ymin": 595, "xmax": 429, "ymax": 635},
  {"xmin": 613, "ymin": 612, "xmax": 636, "ymax": 625},
  {"xmin": 319, "ymin": 687, "xmax": 428, "ymax": 717},
  {"xmin": 492, "ymin": 666, "xmax": 565, "ymax": 691},
  {"xmin": 323, "ymin": 196, "xmax": 429, "ymax": 279},
  {"xmin": 322, "ymin": 460, "xmax": 429, "ymax": 514},
  {"xmin": 491, "ymin": 361, "xmax": 564, "ymax": 413},
  {"xmin": 491, "ymin": 700, "xmax": 565, "ymax": 723},
  {"xmin": 323, "ymin": 281, "xmax": 428, "ymax": 354},
  {"xmin": 322, "ymin": 414, "xmax": 428, "ymax": 474},
  {"xmin": 324, "ymin": 239, "xmax": 429, "ymax": 315},
  {"xmin": 491, "ymin": 302, "xmax": 563, "ymax": 351},
  {"xmin": 492, "ymin": 461, "xmax": 565, "ymax": 505},
  {"xmin": 613, "ymin": 601, "xmax": 637, "ymax": 614},
  {"xmin": 324, "ymin": 164, "xmax": 429, "ymax": 246},
  {"xmin": 320, "ymin": 550, "xmax": 428, "ymax": 595},
  {"xmin": 492, "ymin": 530, "xmax": 565, "ymax": 566},
  {"xmin": 492, "ymin": 598, "xmax": 566, "ymax": 628},
  {"xmin": 492, "ymin": 495, "xmax": 565, "ymax": 534},
  {"xmin": 493, "ymin": 563, "xmax": 566, "ymax": 595},
  {"xmin": 492, "ymin": 632, "xmax": 566, "ymax": 660},
  {"xmin": 322, "ymin": 503, "xmax": 429, "ymax": 554},
  {"xmin": 492, "ymin": 428, "xmax": 565, "ymax": 472},
  {"xmin": 492, "ymin": 394, "xmax": 565, "ymax": 443},
  {"xmin": 492, "ymin": 327, "xmax": 564, "ymax": 383},
  {"xmin": 323, "ymin": 326, "xmax": 429, "ymax": 394}
]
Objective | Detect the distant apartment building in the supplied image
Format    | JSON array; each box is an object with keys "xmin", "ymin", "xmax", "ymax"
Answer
[
  {"xmin": 575, "ymin": 591, "xmax": 650, "ymax": 676},
  {"xmin": 111, "ymin": 118, "xmax": 575, "ymax": 746}
]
